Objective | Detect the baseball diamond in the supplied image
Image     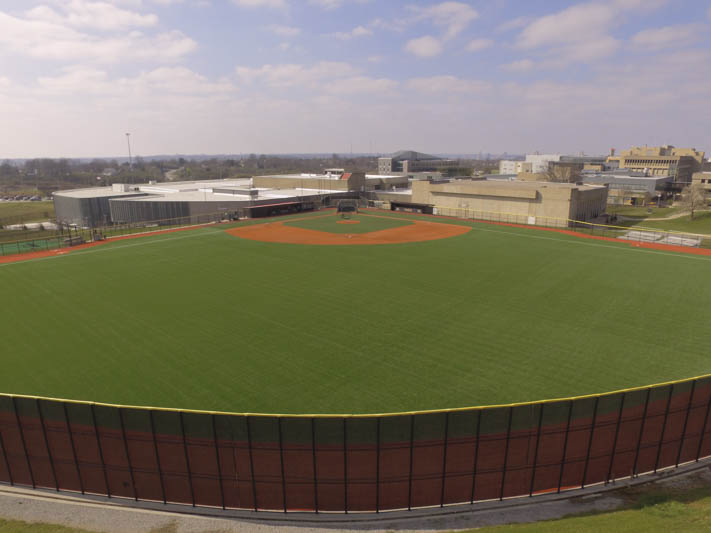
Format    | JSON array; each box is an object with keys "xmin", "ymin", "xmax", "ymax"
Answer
[{"xmin": 0, "ymin": 209, "xmax": 710, "ymax": 513}]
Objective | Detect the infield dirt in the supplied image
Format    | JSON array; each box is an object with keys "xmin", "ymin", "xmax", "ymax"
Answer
[{"xmin": 226, "ymin": 214, "xmax": 471, "ymax": 245}]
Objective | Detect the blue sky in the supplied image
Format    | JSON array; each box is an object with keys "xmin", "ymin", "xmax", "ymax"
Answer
[{"xmin": 1, "ymin": 0, "xmax": 710, "ymax": 158}]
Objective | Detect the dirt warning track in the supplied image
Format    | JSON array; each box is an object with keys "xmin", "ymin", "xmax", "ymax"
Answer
[{"xmin": 226, "ymin": 215, "xmax": 471, "ymax": 245}]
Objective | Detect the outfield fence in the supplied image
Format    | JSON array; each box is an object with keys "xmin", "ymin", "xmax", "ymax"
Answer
[
  {"xmin": 0, "ymin": 211, "xmax": 234, "ymax": 257},
  {"xmin": 423, "ymin": 206, "xmax": 710, "ymax": 249},
  {"xmin": 2, "ymin": 374, "xmax": 711, "ymax": 513}
]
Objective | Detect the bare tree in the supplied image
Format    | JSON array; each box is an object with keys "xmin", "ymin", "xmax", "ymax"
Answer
[
  {"xmin": 680, "ymin": 183, "xmax": 708, "ymax": 220},
  {"xmin": 544, "ymin": 164, "xmax": 581, "ymax": 183}
]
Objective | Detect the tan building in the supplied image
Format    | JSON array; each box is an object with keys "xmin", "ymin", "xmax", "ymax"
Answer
[
  {"xmin": 408, "ymin": 179, "xmax": 608, "ymax": 227},
  {"xmin": 691, "ymin": 171, "xmax": 711, "ymax": 193},
  {"xmin": 607, "ymin": 146, "xmax": 705, "ymax": 184},
  {"xmin": 253, "ymin": 172, "xmax": 365, "ymax": 192}
]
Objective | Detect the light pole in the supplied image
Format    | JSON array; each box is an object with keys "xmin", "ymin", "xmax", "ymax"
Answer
[
  {"xmin": 125, "ymin": 133, "xmax": 133, "ymax": 184},
  {"xmin": 125, "ymin": 133, "xmax": 133, "ymax": 168}
]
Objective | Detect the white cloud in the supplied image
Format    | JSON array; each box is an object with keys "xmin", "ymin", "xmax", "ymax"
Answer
[
  {"xmin": 330, "ymin": 25, "xmax": 373, "ymax": 40},
  {"xmin": 322, "ymin": 76, "xmax": 397, "ymax": 94},
  {"xmin": 25, "ymin": 1, "xmax": 158, "ymax": 31},
  {"xmin": 308, "ymin": 0, "xmax": 341, "ymax": 8},
  {"xmin": 235, "ymin": 61, "xmax": 396, "ymax": 96},
  {"xmin": 465, "ymin": 38, "xmax": 493, "ymax": 52},
  {"xmin": 265, "ymin": 24, "xmax": 301, "ymax": 37},
  {"xmin": 231, "ymin": 0, "xmax": 287, "ymax": 9},
  {"xmin": 236, "ymin": 61, "xmax": 358, "ymax": 88},
  {"xmin": 511, "ymin": 0, "xmax": 667, "ymax": 68},
  {"xmin": 630, "ymin": 23, "xmax": 703, "ymax": 50},
  {"xmin": 404, "ymin": 36, "xmax": 444, "ymax": 58},
  {"xmin": 517, "ymin": 2, "xmax": 617, "ymax": 49},
  {"xmin": 495, "ymin": 16, "xmax": 531, "ymax": 33},
  {"xmin": 37, "ymin": 66, "xmax": 234, "ymax": 96},
  {"xmin": 406, "ymin": 75, "xmax": 489, "ymax": 93},
  {"xmin": 409, "ymin": 1, "xmax": 479, "ymax": 40},
  {"xmin": 0, "ymin": 11, "xmax": 196, "ymax": 63},
  {"xmin": 308, "ymin": 0, "xmax": 371, "ymax": 9},
  {"xmin": 501, "ymin": 59, "xmax": 534, "ymax": 72}
]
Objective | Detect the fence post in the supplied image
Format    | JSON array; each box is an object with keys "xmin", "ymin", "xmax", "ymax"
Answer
[
  {"xmin": 310, "ymin": 418, "xmax": 318, "ymax": 514},
  {"xmin": 606, "ymin": 393, "xmax": 626, "ymax": 484},
  {"xmin": 11, "ymin": 397, "xmax": 34, "ymax": 488},
  {"xmin": 35, "ymin": 399, "xmax": 58, "ymax": 491},
  {"xmin": 61, "ymin": 403, "xmax": 83, "ymax": 494},
  {"xmin": 654, "ymin": 385, "xmax": 675, "ymax": 473},
  {"xmin": 278, "ymin": 417, "xmax": 287, "ymax": 513},
  {"xmin": 557, "ymin": 400, "xmax": 574, "ymax": 493},
  {"xmin": 0, "ymin": 414, "xmax": 14, "ymax": 485},
  {"xmin": 632, "ymin": 388, "xmax": 652, "ymax": 477},
  {"xmin": 178, "ymin": 412, "xmax": 195, "ymax": 507},
  {"xmin": 407, "ymin": 414, "xmax": 415, "ymax": 511},
  {"xmin": 211, "ymin": 414, "xmax": 225, "ymax": 510},
  {"xmin": 148, "ymin": 410, "xmax": 166, "ymax": 505},
  {"xmin": 118, "ymin": 408, "xmax": 138, "ymax": 501},
  {"xmin": 499, "ymin": 407, "xmax": 514, "ymax": 501},
  {"xmin": 529, "ymin": 404, "xmax": 544, "ymax": 497},
  {"xmin": 89, "ymin": 404, "xmax": 110, "ymax": 497},
  {"xmin": 470, "ymin": 409, "xmax": 482, "ymax": 503},
  {"xmin": 581, "ymin": 397, "xmax": 600, "ymax": 489},
  {"xmin": 440, "ymin": 411, "xmax": 450, "ymax": 508},
  {"xmin": 245, "ymin": 416, "xmax": 258, "ymax": 511},
  {"xmin": 676, "ymin": 381, "xmax": 697, "ymax": 467},
  {"xmin": 375, "ymin": 417, "xmax": 381, "ymax": 513},
  {"xmin": 696, "ymin": 384, "xmax": 711, "ymax": 462},
  {"xmin": 343, "ymin": 418, "xmax": 348, "ymax": 514}
]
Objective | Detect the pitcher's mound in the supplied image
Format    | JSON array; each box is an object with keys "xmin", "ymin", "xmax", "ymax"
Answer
[{"xmin": 337, "ymin": 220, "xmax": 361, "ymax": 225}]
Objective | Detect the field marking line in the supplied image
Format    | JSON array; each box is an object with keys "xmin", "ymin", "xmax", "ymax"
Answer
[
  {"xmin": 370, "ymin": 210, "xmax": 711, "ymax": 262},
  {"xmin": 463, "ymin": 224, "xmax": 711, "ymax": 262},
  {"xmin": 0, "ymin": 230, "xmax": 224, "ymax": 268}
]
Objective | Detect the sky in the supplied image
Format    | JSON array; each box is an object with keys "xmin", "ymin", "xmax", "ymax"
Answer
[{"xmin": 1, "ymin": 0, "xmax": 710, "ymax": 159}]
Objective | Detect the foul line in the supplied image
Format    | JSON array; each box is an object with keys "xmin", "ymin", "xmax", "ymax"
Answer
[
  {"xmin": 463, "ymin": 223, "xmax": 711, "ymax": 262},
  {"xmin": 0, "ymin": 230, "xmax": 224, "ymax": 268}
]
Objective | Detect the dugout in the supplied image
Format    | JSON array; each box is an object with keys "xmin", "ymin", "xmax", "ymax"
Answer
[{"xmin": 390, "ymin": 201, "xmax": 434, "ymax": 214}]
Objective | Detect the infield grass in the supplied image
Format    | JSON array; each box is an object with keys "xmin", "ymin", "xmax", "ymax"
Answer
[
  {"xmin": 284, "ymin": 212, "xmax": 412, "ymax": 234},
  {"xmin": 1, "ymin": 210, "xmax": 710, "ymax": 414}
]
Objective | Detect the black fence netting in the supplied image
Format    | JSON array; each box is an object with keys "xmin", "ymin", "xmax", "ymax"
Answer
[{"xmin": 1, "ymin": 377, "xmax": 711, "ymax": 513}]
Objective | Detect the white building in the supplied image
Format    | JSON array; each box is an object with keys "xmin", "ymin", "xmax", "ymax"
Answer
[
  {"xmin": 525, "ymin": 154, "xmax": 561, "ymax": 173},
  {"xmin": 499, "ymin": 154, "xmax": 562, "ymax": 175}
]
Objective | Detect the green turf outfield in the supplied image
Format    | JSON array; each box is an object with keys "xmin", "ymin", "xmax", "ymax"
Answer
[
  {"xmin": 283, "ymin": 213, "xmax": 412, "ymax": 234},
  {"xmin": 1, "ymin": 210, "xmax": 710, "ymax": 414}
]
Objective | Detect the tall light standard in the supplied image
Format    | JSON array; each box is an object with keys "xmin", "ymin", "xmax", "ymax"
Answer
[
  {"xmin": 125, "ymin": 133, "xmax": 133, "ymax": 183},
  {"xmin": 125, "ymin": 133, "xmax": 133, "ymax": 168}
]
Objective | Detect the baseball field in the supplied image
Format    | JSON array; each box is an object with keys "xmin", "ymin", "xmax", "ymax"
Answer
[{"xmin": 1, "ymin": 209, "xmax": 710, "ymax": 415}]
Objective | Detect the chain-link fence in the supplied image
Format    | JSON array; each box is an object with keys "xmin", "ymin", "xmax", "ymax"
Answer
[
  {"xmin": 391, "ymin": 206, "xmax": 710, "ymax": 251},
  {"xmin": 1, "ymin": 376, "xmax": 710, "ymax": 513},
  {"xmin": 0, "ymin": 211, "xmax": 238, "ymax": 258}
]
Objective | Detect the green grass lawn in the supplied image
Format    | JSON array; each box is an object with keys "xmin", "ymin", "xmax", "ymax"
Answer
[
  {"xmin": 614, "ymin": 211, "xmax": 711, "ymax": 236},
  {"xmin": 1, "ymin": 211, "xmax": 710, "ymax": 415},
  {"xmin": 606, "ymin": 206, "xmax": 681, "ymax": 218},
  {"xmin": 284, "ymin": 212, "xmax": 412, "ymax": 234},
  {"xmin": 466, "ymin": 483, "xmax": 711, "ymax": 533},
  {"xmin": 0, "ymin": 201, "xmax": 54, "ymax": 224}
]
